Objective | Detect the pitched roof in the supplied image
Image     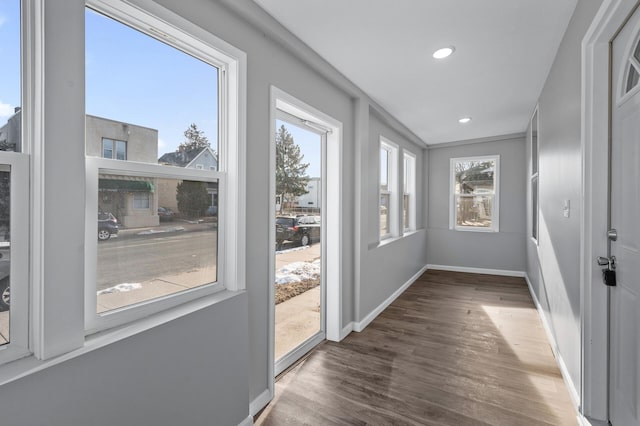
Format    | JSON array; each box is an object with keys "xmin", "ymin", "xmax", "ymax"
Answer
[{"xmin": 158, "ymin": 146, "xmax": 217, "ymax": 168}]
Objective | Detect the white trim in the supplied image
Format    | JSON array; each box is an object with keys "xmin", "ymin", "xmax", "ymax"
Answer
[
  {"xmin": 268, "ymin": 86, "xmax": 343, "ymax": 409},
  {"xmin": 249, "ymin": 388, "xmax": 272, "ymax": 417},
  {"xmin": 238, "ymin": 415, "xmax": 254, "ymax": 426},
  {"xmin": 427, "ymin": 264, "xmax": 525, "ymax": 277},
  {"xmin": 524, "ymin": 275, "xmax": 581, "ymax": 411},
  {"xmin": 581, "ymin": 0, "xmax": 638, "ymax": 420},
  {"xmin": 353, "ymin": 264, "xmax": 428, "ymax": 332},
  {"xmin": 340, "ymin": 322, "xmax": 353, "ymax": 340},
  {"xmin": 426, "ymin": 132, "xmax": 526, "ymax": 150}
]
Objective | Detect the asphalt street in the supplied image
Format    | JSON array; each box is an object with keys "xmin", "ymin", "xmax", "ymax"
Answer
[{"xmin": 96, "ymin": 229, "xmax": 217, "ymax": 291}]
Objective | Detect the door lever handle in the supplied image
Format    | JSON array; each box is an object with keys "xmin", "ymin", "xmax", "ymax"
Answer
[{"xmin": 597, "ymin": 256, "xmax": 610, "ymax": 266}]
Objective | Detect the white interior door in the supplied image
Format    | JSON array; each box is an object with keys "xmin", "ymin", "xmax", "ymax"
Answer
[{"xmin": 610, "ymin": 6, "xmax": 640, "ymax": 425}]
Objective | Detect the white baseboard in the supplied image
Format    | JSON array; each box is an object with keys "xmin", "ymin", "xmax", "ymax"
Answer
[
  {"xmin": 578, "ymin": 415, "xmax": 609, "ymax": 426},
  {"xmin": 238, "ymin": 415, "xmax": 254, "ymax": 426},
  {"xmin": 427, "ymin": 264, "xmax": 526, "ymax": 277},
  {"xmin": 249, "ymin": 388, "xmax": 272, "ymax": 417},
  {"xmin": 524, "ymin": 274, "xmax": 581, "ymax": 413},
  {"xmin": 340, "ymin": 322, "xmax": 353, "ymax": 340},
  {"xmin": 353, "ymin": 264, "xmax": 428, "ymax": 332}
]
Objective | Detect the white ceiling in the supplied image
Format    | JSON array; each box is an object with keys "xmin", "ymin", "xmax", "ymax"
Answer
[{"xmin": 252, "ymin": 0, "xmax": 578, "ymax": 146}]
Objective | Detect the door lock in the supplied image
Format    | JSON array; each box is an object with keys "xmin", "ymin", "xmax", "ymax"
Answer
[{"xmin": 597, "ymin": 255, "xmax": 617, "ymax": 286}]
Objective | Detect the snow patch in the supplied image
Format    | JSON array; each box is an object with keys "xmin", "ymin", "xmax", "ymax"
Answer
[
  {"xmin": 275, "ymin": 260, "xmax": 320, "ymax": 285},
  {"xmin": 97, "ymin": 283, "xmax": 142, "ymax": 295},
  {"xmin": 275, "ymin": 245, "xmax": 310, "ymax": 255},
  {"xmin": 137, "ymin": 226, "xmax": 185, "ymax": 235}
]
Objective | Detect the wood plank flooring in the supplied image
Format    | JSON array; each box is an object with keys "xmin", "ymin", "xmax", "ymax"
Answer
[{"xmin": 255, "ymin": 270, "xmax": 577, "ymax": 426}]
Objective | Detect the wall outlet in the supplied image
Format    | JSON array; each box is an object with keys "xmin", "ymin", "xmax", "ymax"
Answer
[{"xmin": 563, "ymin": 199, "xmax": 570, "ymax": 218}]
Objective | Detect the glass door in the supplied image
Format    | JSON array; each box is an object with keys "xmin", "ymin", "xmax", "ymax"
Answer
[{"xmin": 274, "ymin": 113, "xmax": 326, "ymax": 375}]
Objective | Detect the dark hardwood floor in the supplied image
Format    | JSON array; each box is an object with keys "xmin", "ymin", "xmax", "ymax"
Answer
[{"xmin": 255, "ymin": 270, "xmax": 577, "ymax": 426}]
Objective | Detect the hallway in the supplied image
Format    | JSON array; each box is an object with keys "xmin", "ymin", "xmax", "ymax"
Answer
[{"xmin": 256, "ymin": 270, "xmax": 576, "ymax": 425}]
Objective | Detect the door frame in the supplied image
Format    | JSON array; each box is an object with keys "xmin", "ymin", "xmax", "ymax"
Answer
[
  {"xmin": 582, "ymin": 0, "xmax": 639, "ymax": 421},
  {"xmin": 267, "ymin": 85, "xmax": 343, "ymax": 396}
]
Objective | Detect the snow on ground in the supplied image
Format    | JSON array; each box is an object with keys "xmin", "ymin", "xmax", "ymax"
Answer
[
  {"xmin": 97, "ymin": 283, "xmax": 142, "ymax": 295},
  {"xmin": 275, "ymin": 245, "xmax": 310, "ymax": 255},
  {"xmin": 276, "ymin": 259, "xmax": 320, "ymax": 285}
]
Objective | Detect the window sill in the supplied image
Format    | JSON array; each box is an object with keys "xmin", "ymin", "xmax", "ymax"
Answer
[
  {"xmin": 0, "ymin": 289, "xmax": 244, "ymax": 387},
  {"xmin": 452, "ymin": 227, "xmax": 499, "ymax": 233},
  {"xmin": 372, "ymin": 228, "xmax": 424, "ymax": 250}
]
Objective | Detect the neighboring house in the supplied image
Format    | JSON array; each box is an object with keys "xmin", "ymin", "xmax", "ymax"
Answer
[
  {"xmin": 86, "ymin": 115, "xmax": 160, "ymax": 228},
  {"xmin": 158, "ymin": 146, "xmax": 218, "ymax": 214},
  {"xmin": 295, "ymin": 177, "xmax": 321, "ymax": 211},
  {"xmin": 0, "ymin": 108, "xmax": 22, "ymax": 152}
]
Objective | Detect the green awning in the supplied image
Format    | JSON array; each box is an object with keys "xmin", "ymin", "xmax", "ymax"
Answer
[{"xmin": 99, "ymin": 179, "xmax": 154, "ymax": 193}]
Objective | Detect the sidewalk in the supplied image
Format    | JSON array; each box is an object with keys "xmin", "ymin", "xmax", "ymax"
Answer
[{"xmin": 113, "ymin": 219, "xmax": 216, "ymax": 241}]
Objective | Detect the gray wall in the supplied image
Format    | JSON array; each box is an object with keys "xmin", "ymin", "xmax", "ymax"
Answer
[
  {"xmin": 358, "ymin": 109, "xmax": 428, "ymax": 320},
  {"xmin": 0, "ymin": 294, "xmax": 249, "ymax": 426},
  {"xmin": 427, "ymin": 137, "xmax": 527, "ymax": 272},
  {"xmin": 526, "ymin": 0, "xmax": 603, "ymax": 396}
]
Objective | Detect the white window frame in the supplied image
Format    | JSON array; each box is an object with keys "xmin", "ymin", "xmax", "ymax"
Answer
[
  {"xmin": 449, "ymin": 155, "xmax": 500, "ymax": 232},
  {"xmin": 84, "ymin": 0, "xmax": 246, "ymax": 334},
  {"xmin": 0, "ymin": 0, "xmax": 33, "ymax": 365},
  {"xmin": 403, "ymin": 151, "xmax": 416, "ymax": 233},
  {"xmin": 102, "ymin": 138, "xmax": 127, "ymax": 160},
  {"xmin": 379, "ymin": 137, "xmax": 398, "ymax": 240},
  {"xmin": 530, "ymin": 107, "xmax": 539, "ymax": 243},
  {"xmin": 0, "ymin": 153, "xmax": 30, "ymax": 363}
]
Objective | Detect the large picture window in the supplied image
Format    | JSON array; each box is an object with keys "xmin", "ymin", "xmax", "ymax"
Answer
[
  {"xmin": 84, "ymin": 0, "xmax": 245, "ymax": 332},
  {"xmin": 450, "ymin": 155, "xmax": 500, "ymax": 232}
]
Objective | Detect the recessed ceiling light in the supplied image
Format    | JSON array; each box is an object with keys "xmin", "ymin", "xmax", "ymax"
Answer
[
  {"xmin": 458, "ymin": 117, "xmax": 472, "ymax": 124},
  {"xmin": 433, "ymin": 46, "xmax": 455, "ymax": 59}
]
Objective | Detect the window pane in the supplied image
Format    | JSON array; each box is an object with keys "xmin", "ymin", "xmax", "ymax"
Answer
[
  {"xmin": 403, "ymin": 193, "xmax": 409, "ymax": 230},
  {"xmin": 454, "ymin": 160, "xmax": 495, "ymax": 195},
  {"xmin": 96, "ymin": 172, "xmax": 218, "ymax": 313},
  {"xmin": 102, "ymin": 139, "xmax": 113, "ymax": 159},
  {"xmin": 456, "ymin": 195, "xmax": 493, "ymax": 228},
  {"xmin": 0, "ymin": 0, "xmax": 21, "ymax": 153},
  {"xmin": 380, "ymin": 148, "xmax": 388, "ymax": 191},
  {"xmin": 0, "ymin": 166, "xmax": 11, "ymax": 344},
  {"xmin": 532, "ymin": 177, "xmax": 538, "ymax": 240},
  {"xmin": 86, "ymin": 8, "xmax": 219, "ymax": 168},
  {"xmin": 627, "ymin": 65, "xmax": 639, "ymax": 93},
  {"xmin": 531, "ymin": 110, "xmax": 538, "ymax": 174},
  {"xmin": 380, "ymin": 192, "xmax": 390, "ymax": 235},
  {"xmin": 115, "ymin": 141, "xmax": 126, "ymax": 160}
]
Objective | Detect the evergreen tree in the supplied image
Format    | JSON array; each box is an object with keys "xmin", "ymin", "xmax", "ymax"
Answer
[
  {"xmin": 178, "ymin": 123, "xmax": 210, "ymax": 154},
  {"xmin": 176, "ymin": 180, "xmax": 210, "ymax": 218},
  {"xmin": 275, "ymin": 124, "xmax": 310, "ymax": 212}
]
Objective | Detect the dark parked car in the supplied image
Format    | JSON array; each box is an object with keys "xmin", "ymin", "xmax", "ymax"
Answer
[
  {"xmin": 157, "ymin": 206, "xmax": 175, "ymax": 221},
  {"xmin": 98, "ymin": 212, "xmax": 119, "ymax": 241},
  {"xmin": 275, "ymin": 215, "xmax": 320, "ymax": 249}
]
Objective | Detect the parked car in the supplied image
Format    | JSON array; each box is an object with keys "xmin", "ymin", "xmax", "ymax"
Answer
[
  {"xmin": 275, "ymin": 215, "xmax": 320, "ymax": 249},
  {"xmin": 206, "ymin": 205, "xmax": 218, "ymax": 216},
  {"xmin": 0, "ymin": 245, "xmax": 10, "ymax": 312},
  {"xmin": 98, "ymin": 212, "xmax": 119, "ymax": 241},
  {"xmin": 157, "ymin": 206, "xmax": 175, "ymax": 221}
]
